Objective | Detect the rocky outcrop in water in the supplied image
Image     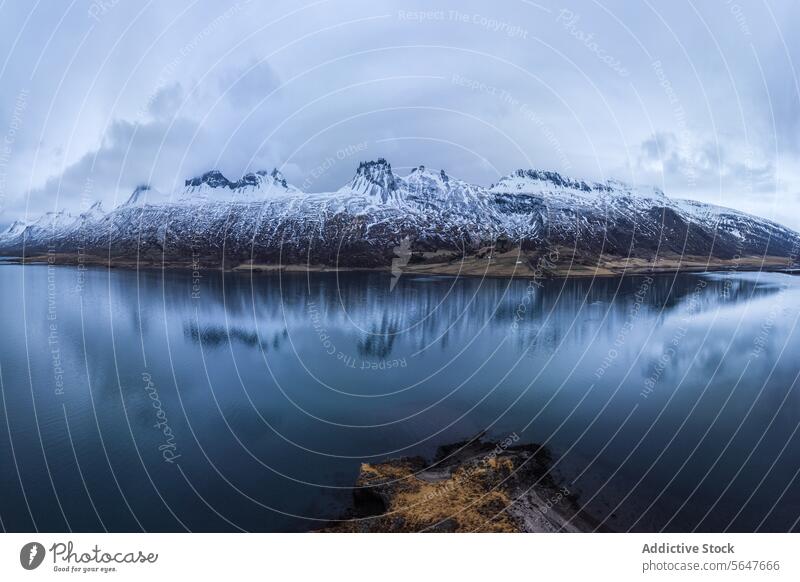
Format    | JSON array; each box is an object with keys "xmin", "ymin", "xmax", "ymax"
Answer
[{"xmin": 323, "ymin": 436, "xmax": 600, "ymax": 532}]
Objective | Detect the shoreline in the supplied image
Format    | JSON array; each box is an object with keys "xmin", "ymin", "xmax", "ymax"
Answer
[{"xmin": 0, "ymin": 251, "xmax": 796, "ymax": 279}]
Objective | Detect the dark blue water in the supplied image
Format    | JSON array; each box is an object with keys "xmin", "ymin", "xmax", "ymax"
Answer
[{"xmin": 1, "ymin": 264, "xmax": 799, "ymax": 532}]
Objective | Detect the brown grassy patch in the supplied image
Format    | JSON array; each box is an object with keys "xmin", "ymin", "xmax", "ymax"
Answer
[{"xmin": 360, "ymin": 457, "xmax": 520, "ymax": 532}]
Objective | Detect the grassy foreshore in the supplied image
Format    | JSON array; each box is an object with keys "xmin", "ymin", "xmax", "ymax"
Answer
[{"xmin": 1, "ymin": 248, "xmax": 795, "ymax": 279}]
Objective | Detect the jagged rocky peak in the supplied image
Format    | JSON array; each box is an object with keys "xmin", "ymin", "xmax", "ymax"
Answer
[
  {"xmin": 490, "ymin": 168, "xmax": 665, "ymax": 198},
  {"xmin": 355, "ymin": 158, "xmax": 395, "ymax": 184},
  {"xmin": 72, "ymin": 201, "xmax": 106, "ymax": 226},
  {"xmin": 124, "ymin": 184, "xmax": 154, "ymax": 206},
  {"xmin": 510, "ymin": 169, "xmax": 593, "ymax": 192},
  {"xmin": 185, "ymin": 170, "xmax": 232, "ymax": 189},
  {"xmin": 255, "ymin": 168, "xmax": 288, "ymax": 188},
  {"xmin": 2, "ymin": 154, "xmax": 800, "ymax": 268},
  {"xmin": 33, "ymin": 209, "xmax": 74, "ymax": 229},
  {"xmin": 347, "ymin": 158, "xmax": 399, "ymax": 202},
  {"xmin": 2, "ymin": 219, "xmax": 27, "ymax": 236},
  {"xmin": 186, "ymin": 168, "xmax": 294, "ymax": 192},
  {"xmin": 237, "ymin": 172, "xmax": 261, "ymax": 188},
  {"xmin": 407, "ymin": 164, "xmax": 447, "ymax": 180},
  {"xmin": 405, "ymin": 164, "xmax": 448, "ymax": 188},
  {"xmin": 80, "ymin": 200, "xmax": 105, "ymax": 218},
  {"xmin": 402, "ymin": 165, "xmax": 489, "ymax": 209},
  {"xmin": 408, "ymin": 164, "xmax": 444, "ymax": 177}
]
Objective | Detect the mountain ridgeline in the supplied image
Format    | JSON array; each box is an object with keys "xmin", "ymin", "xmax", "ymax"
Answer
[{"xmin": 2, "ymin": 159, "xmax": 798, "ymax": 276}]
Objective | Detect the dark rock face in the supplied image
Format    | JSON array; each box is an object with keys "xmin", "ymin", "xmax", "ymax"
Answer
[
  {"xmin": 349, "ymin": 158, "xmax": 399, "ymax": 202},
  {"xmin": 185, "ymin": 170, "xmax": 232, "ymax": 189},
  {"xmin": 184, "ymin": 169, "xmax": 289, "ymax": 191}
]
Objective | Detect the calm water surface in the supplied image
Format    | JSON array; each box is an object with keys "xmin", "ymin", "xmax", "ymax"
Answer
[{"xmin": 1, "ymin": 264, "xmax": 799, "ymax": 532}]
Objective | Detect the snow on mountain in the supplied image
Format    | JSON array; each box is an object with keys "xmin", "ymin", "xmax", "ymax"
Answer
[
  {"xmin": 0, "ymin": 219, "xmax": 27, "ymax": 239},
  {"xmin": 182, "ymin": 168, "xmax": 300, "ymax": 203},
  {"xmin": 121, "ymin": 169, "xmax": 300, "ymax": 208},
  {"xmin": 488, "ymin": 169, "xmax": 665, "ymax": 199},
  {"xmin": 123, "ymin": 184, "xmax": 166, "ymax": 207},
  {"xmin": 338, "ymin": 159, "xmax": 402, "ymax": 204},
  {"xmin": 18, "ymin": 210, "xmax": 77, "ymax": 244},
  {"xmin": 81, "ymin": 200, "xmax": 105, "ymax": 219},
  {"xmin": 2, "ymin": 160, "xmax": 798, "ymax": 272}
]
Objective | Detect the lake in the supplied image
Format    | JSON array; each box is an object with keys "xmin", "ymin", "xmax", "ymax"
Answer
[{"xmin": 1, "ymin": 264, "xmax": 799, "ymax": 532}]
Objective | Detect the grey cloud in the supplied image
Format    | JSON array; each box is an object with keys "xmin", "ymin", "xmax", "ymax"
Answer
[
  {"xmin": 1, "ymin": 0, "xmax": 800, "ymax": 230},
  {"xmin": 218, "ymin": 59, "xmax": 282, "ymax": 108},
  {"xmin": 22, "ymin": 116, "xmax": 202, "ymax": 216},
  {"xmin": 147, "ymin": 83, "xmax": 184, "ymax": 121},
  {"xmin": 637, "ymin": 130, "xmax": 776, "ymax": 194}
]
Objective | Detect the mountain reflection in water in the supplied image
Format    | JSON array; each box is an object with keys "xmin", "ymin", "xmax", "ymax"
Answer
[{"xmin": 0, "ymin": 265, "xmax": 798, "ymax": 532}]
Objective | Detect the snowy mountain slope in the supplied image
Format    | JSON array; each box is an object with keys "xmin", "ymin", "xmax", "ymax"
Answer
[
  {"xmin": 1, "ymin": 161, "xmax": 798, "ymax": 273},
  {"xmin": 486, "ymin": 169, "xmax": 799, "ymax": 259},
  {"xmin": 0, "ymin": 210, "xmax": 75, "ymax": 248},
  {"xmin": 121, "ymin": 169, "xmax": 300, "ymax": 208}
]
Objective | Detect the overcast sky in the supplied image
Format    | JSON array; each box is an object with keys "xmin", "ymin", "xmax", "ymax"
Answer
[{"xmin": 1, "ymin": 0, "xmax": 799, "ymax": 228}]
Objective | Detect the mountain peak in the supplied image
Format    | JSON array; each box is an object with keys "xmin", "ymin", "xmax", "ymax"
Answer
[
  {"xmin": 4, "ymin": 157, "xmax": 800, "ymax": 271},
  {"xmin": 509, "ymin": 169, "xmax": 593, "ymax": 192},
  {"xmin": 346, "ymin": 159, "xmax": 399, "ymax": 202},
  {"xmin": 186, "ymin": 168, "xmax": 295, "ymax": 193},
  {"xmin": 237, "ymin": 172, "xmax": 261, "ymax": 188},
  {"xmin": 123, "ymin": 184, "xmax": 156, "ymax": 206},
  {"xmin": 256, "ymin": 168, "xmax": 288, "ymax": 188},
  {"xmin": 33, "ymin": 209, "xmax": 74, "ymax": 229},
  {"xmin": 2, "ymin": 219, "xmax": 27, "ymax": 236},
  {"xmin": 405, "ymin": 165, "xmax": 451, "ymax": 182},
  {"xmin": 85, "ymin": 200, "xmax": 104, "ymax": 213},
  {"xmin": 489, "ymin": 169, "xmax": 670, "ymax": 201},
  {"xmin": 185, "ymin": 170, "xmax": 231, "ymax": 189},
  {"xmin": 355, "ymin": 158, "xmax": 393, "ymax": 176}
]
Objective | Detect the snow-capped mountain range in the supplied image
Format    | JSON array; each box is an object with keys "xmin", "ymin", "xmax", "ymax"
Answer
[{"xmin": 1, "ymin": 159, "xmax": 798, "ymax": 274}]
